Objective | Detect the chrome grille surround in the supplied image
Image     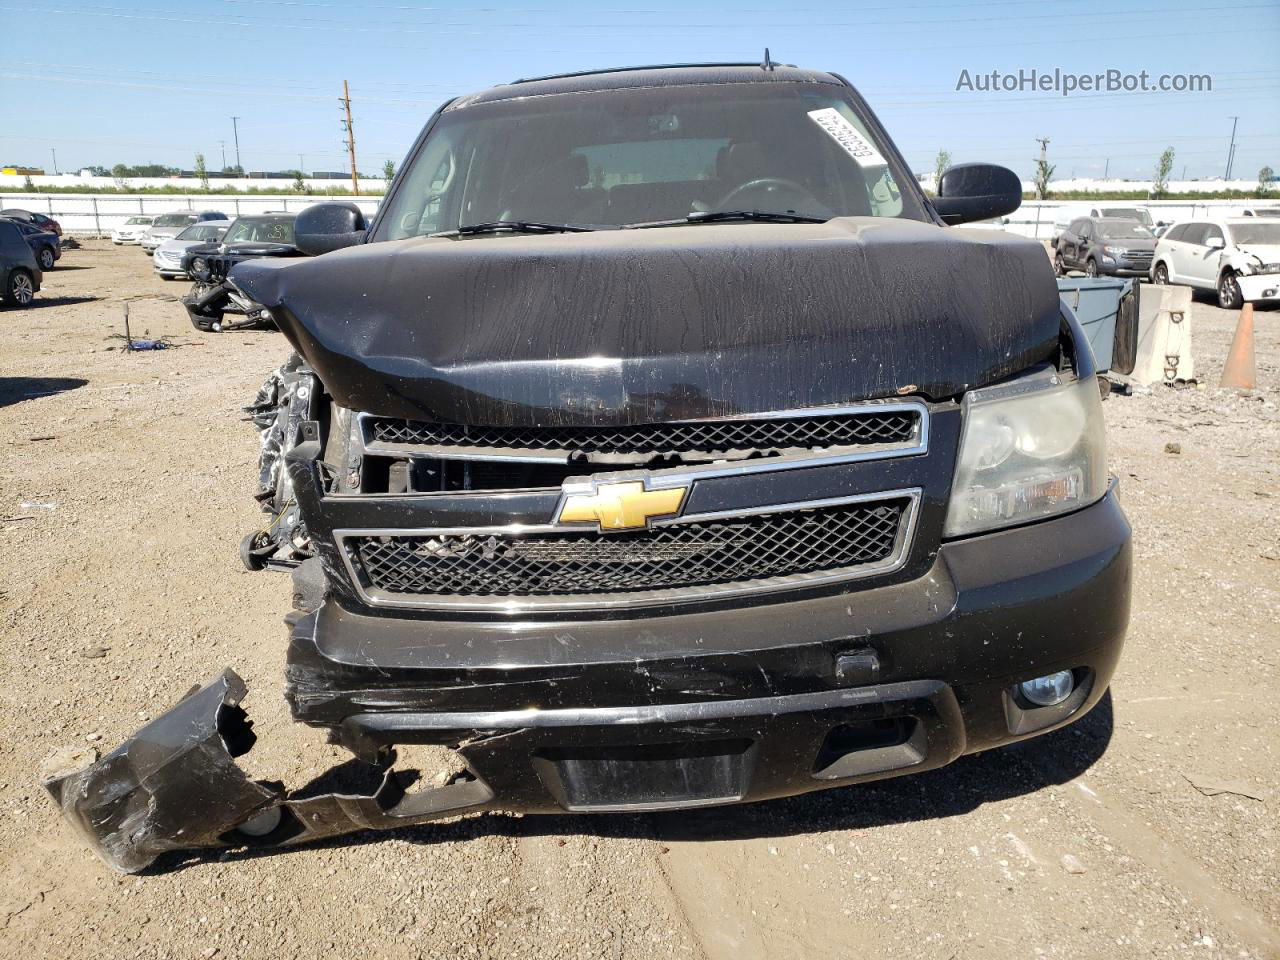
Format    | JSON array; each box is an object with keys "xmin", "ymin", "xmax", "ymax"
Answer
[
  {"xmin": 358, "ymin": 400, "xmax": 927, "ymax": 466},
  {"xmin": 336, "ymin": 489, "xmax": 922, "ymax": 612},
  {"xmin": 333, "ymin": 400, "xmax": 931, "ymax": 612}
]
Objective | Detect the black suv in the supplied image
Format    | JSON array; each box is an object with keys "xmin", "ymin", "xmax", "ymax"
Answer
[
  {"xmin": 1055, "ymin": 216, "xmax": 1156, "ymax": 277},
  {"xmin": 46, "ymin": 63, "xmax": 1131, "ymax": 872},
  {"xmin": 0, "ymin": 219, "xmax": 41, "ymax": 306},
  {"xmin": 180, "ymin": 213, "xmax": 302, "ymax": 331}
]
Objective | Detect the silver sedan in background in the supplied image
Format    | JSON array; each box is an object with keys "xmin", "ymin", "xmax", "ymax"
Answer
[{"xmin": 152, "ymin": 220, "xmax": 230, "ymax": 279}]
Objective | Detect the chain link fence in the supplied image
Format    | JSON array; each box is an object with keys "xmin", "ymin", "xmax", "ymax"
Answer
[{"xmin": 1, "ymin": 194, "xmax": 381, "ymax": 236}]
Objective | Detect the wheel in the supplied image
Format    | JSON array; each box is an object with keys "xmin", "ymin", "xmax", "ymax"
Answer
[
  {"xmin": 240, "ymin": 532, "xmax": 268, "ymax": 571},
  {"xmin": 1153, "ymin": 262, "xmax": 1169, "ymax": 285},
  {"xmin": 159, "ymin": 273, "xmax": 174, "ymax": 281},
  {"xmin": 3, "ymin": 269, "xmax": 34, "ymax": 306},
  {"xmin": 38, "ymin": 247, "xmax": 55, "ymax": 270},
  {"xmin": 1085, "ymin": 258, "xmax": 1099, "ymax": 278},
  {"xmin": 1053, "ymin": 251, "xmax": 1065, "ymax": 276},
  {"xmin": 1218, "ymin": 270, "xmax": 1244, "ymax": 310}
]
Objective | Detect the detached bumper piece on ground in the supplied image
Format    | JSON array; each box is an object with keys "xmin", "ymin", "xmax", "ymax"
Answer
[{"xmin": 41, "ymin": 671, "xmax": 491, "ymax": 874}]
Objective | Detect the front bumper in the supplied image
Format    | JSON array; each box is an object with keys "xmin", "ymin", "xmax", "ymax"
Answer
[
  {"xmin": 44, "ymin": 488, "xmax": 1129, "ymax": 872},
  {"xmin": 1100, "ymin": 260, "xmax": 1152, "ymax": 277},
  {"xmin": 289, "ymin": 489, "xmax": 1130, "ymax": 801},
  {"xmin": 1238, "ymin": 273, "xmax": 1280, "ymax": 302}
]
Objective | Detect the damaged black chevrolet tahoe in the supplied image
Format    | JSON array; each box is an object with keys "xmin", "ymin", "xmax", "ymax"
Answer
[{"xmin": 46, "ymin": 64, "xmax": 1131, "ymax": 872}]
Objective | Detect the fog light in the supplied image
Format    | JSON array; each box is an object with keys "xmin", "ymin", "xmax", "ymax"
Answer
[{"xmin": 1019, "ymin": 671, "xmax": 1074, "ymax": 707}]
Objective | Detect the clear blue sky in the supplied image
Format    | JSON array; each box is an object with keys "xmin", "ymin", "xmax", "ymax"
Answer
[{"xmin": 3, "ymin": 0, "xmax": 1277, "ymax": 181}]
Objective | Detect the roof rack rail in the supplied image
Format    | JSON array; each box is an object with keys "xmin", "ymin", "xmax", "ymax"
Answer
[{"xmin": 512, "ymin": 60, "xmax": 794, "ymax": 85}]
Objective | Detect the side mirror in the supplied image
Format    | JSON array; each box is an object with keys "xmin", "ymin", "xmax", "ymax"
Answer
[
  {"xmin": 932, "ymin": 163, "xmax": 1023, "ymax": 226},
  {"xmin": 294, "ymin": 202, "xmax": 367, "ymax": 256},
  {"xmin": 1206, "ymin": 236, "xmax": 1225, "ymax": 250}
]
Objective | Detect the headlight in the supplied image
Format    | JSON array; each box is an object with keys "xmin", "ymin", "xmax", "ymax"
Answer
[
  {"xmin": 944, "ymin": 370, "xmax": 1107, "ymax": 538},
  {"xmin": 1102, "ymin": 245, "xmax": 1127, "ymax": 256},
  {"xmin": 191, "ymin": 257, "xmax": 208, "ymax": 274}
]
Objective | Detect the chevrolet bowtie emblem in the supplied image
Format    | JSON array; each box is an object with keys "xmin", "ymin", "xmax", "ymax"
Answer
[{"xmin": 556, "ymin": 480, "xmax": 687, "ymax": 532}]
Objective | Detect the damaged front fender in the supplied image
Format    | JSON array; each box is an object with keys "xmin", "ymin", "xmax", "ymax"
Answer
[{"xmin": 42, "ymin": 670, "xmax": 492, "ymax": 873}]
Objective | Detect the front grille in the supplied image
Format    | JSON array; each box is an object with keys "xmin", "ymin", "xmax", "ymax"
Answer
[
  {"xmin": 368, "ymin": 408, "xmax": 919, "ymax": 456},
  {"xmin": 347, "ymin": 498, "xmax": 908, "ymax": 601}
]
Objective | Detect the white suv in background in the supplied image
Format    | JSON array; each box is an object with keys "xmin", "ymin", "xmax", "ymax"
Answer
[{"xmin": 1151, "ymin": 218, "xmax": 1280, "ymax": 308}]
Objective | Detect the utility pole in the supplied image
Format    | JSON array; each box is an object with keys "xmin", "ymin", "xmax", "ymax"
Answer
[
  {"xmin": 341, "ymin": 80, "xmax": 359, "ymax": 195},
  {"xmin": 50, "ymin": 148, "xmax": 58, "ymax": 175},
  {"xmin": 1035, "ymin": 136, "xmax": 1050, "ymax": 165},
  {"xmin": 1225, "ymin": 116, "xmax": 1239, "ymax": 180},
  {"xmin": 230, "ymin": 116, "xmax": 242, "ymax": 174},
  {"xmin": 1103, "ymin": 158, "xmax": 1109, "ymax": 179},
  {"xmin": 219, "ymin": 140, "xmax": 227, "ymax": 169},
  {"xmin": 298, "ymin": 154, "xmax": 305, "ymax": 175}
]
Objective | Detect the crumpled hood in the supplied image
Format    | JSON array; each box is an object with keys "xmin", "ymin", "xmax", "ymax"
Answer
[
  {"xmin": 1238, "ymin": 243, "xmax": 1280, "ymax": 265},
  {"xmin": 230, "ymin": 217, "xmax": 1062, "ymax": 426}
]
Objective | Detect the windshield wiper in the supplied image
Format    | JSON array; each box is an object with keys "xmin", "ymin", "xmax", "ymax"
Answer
[
  {"xmin": 435, "ymin": 220, "xmax": 596, "ymax": 238},
  {"xmin": 623, "ymin": 210, "xmax": 830, "ymax": 229}
]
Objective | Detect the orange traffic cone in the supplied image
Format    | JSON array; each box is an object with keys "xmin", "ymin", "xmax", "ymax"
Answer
[{"xmin": 1220, "ymin": 302, "xmax": 1256, "ymax": 389}]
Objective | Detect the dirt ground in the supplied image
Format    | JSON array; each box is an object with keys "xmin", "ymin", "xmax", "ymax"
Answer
[{"xmin": 1, "ymin": 240, "xmax": 1277, "ymax": 960}]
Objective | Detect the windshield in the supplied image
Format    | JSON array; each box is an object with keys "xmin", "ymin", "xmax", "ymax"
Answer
[
  {"xmin": 224, "ymin": 217, "xmax": 295, "ymax": 244},
  {"xmin": 1099, "ymin": 207, "xmax": 1152, "ymax": 226},
  {"xmin": 153, "ymin": 213, "xmax": 197, "ymax": 227},
  {"xmin": 1248, "ymin": 209, "xmax": 1280, "ymax": 217},
  {"xmin": 1100, "ymin": 222, "xmax": 1153, "ymax": 239},
  {"xmin": 1231, "ymin": 223, "xmax": 1280, "ymax": 245},
  {"xmin": 376, "ymin": 82, "xmax": 919, "ymax": 239},
  {"xmin": 176, "ymin": 223, "xmax": 223, "ymax": 241},
  {"xmin": 125, "ymin": 217, "xmax": 152, "ymax": 225}
]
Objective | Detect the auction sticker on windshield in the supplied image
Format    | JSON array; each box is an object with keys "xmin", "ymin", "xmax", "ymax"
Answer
[{"xmin": 808, "ymin": 108, "xmax": 887, "ymax": 168}]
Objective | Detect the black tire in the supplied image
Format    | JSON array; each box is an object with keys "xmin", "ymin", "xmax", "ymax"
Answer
[
  {"xmin": 1085, "ymin": 258, "xmax": 1099, "ymax": 278},
  {"xmin": 3, "ymin": 269, "xmax": 35, "ymax": 306},
  {"xmin": 160, "ymin": 273, "xmax": 174, "ymax": 281},
  {"xmin": 1053, "ymin": 251, "xmax": 1065, "ymax": 277},
  {"xmin": 1153, "ymin": 262, "xmax": 1169, "ymax": 285},
  {"xmin": 1218, "ymin": 270, "xmax": 1244, "ymax": 310},
  {"xmin": 38, "ymin": 247, "xmax": 55, "ymax": 271}
]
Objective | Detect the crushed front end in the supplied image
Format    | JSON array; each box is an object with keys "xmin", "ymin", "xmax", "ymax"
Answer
[{"xmin": 275, "ymin": 371, "xmax": 1128, "ymax": 817}]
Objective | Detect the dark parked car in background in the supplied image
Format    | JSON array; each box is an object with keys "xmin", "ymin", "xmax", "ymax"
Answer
[
  {"xmin": 0, "ymin": 219, "xmax": 42, "ymax": 306},
  {"xmin": 181, "ymin": 213, "xmax": 301, "ymax": 330},
  {"xmin": 7, "ymin": 220, "xmax": 61, "ymax": 270},
  {"xmin": 0, "ymin": 208, "xmax": 62, "ymax": 237},
  {"xmin": 1054, "ymin": 216, "xmax": 1156, "ymax": 277}
]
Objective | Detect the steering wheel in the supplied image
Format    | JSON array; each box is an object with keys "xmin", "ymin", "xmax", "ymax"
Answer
[{"xmin": 716, "ymin": 177, "xmax": 818, "ymax": 211}]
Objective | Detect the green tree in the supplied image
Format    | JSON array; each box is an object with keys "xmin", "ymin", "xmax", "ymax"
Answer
[
  {"xmin": 111, "ymin": 163, "xmax": 131, "ymax": 190},
  {"xmin": 194, "ymin": 153, "xmax": 209, "ymax": 191},
  {"xmin": 1152, "ymin": 147, "xmax": 1175, "ymax": 199},
  {"xmin": 1033, "ymin": 157, "xmax": 1055, "ymax": 200},
  {"xmin": 382, "ymin": 158, "xmax": 396, "ymax": 189},
  {"xmin": 292, "ymin": 169, "xmax": 306, "ymax": 193},
  {"xmin": 1257, "ymin": 166, "xmax": 1275, "ymax": 198},
  {"xmin": 932, "ymin": 149, "xmax": 951, "ymax": 194}
]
